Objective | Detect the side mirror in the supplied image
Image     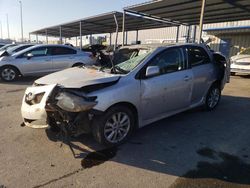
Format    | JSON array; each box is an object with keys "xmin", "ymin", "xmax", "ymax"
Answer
[
  {"xmin": 145, "ymin": 66, "xmax": 160, "ymax": 77},
  {"xmin": 26, "ymin": 53, "xmax": 33, "ymax": 60}
]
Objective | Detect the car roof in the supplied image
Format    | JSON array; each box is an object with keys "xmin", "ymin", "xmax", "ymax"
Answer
[
  {"xmin": 12, "ymin": 44, "xmax": 78, "ymax": 57},
  {"xmin": 119, "ymin": 43, "xmax": 206, "ymax": 51}
]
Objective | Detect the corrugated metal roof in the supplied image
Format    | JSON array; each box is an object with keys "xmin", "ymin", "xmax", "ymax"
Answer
[
  {"xmin": 31, "ymin": 11, "xmax": 176, "ymax": 38},
  {"xmin": 204, "ymin": 25, "xmax": 250, "ymax": 34},
  {"xmin": 125, "ymin": 0, "xmax": 250, "ymax": 25},
  {"xmin": 204, "ymin": 25, "xmax": 250, "ymax": 31}
]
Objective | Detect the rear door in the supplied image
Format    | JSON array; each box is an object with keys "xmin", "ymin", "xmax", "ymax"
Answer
[
  {"xmin": 187, "ymin": 46, "xmax": 214, "ymax": 104},
  {"xmin": 17, "ymin": 46, "xmax": 53, "ymax": 75},
  {"xmin": 140, "ymin": 47, "xmax": 193, "ymax": 121},
  {"xmin": 50, "ymin": 46, "xmax": 77, "ymax": 71}
]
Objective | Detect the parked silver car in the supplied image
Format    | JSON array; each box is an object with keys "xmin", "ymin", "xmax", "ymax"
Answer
[
  {"xmin": 0, "ymin": 44, "xmax": 94, "ymax": 81},
  {"xmin": 0, "ymin": 44, "xmax": 34, "ymax": 57},
  {"xmin": 21, "ymin": 44, "xmax": 229, "ymax": 146}
]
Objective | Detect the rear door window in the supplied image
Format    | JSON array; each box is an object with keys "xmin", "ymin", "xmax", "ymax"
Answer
[
  {"xmin": 188, "ymin": 46, "xmax": 211, "ymax": 67},
  {"xmin": 51, "ymin": 47, "xmax": 76, "ymax": 56}
]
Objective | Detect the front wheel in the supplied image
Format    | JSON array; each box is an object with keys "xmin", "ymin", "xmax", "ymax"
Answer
[
  {"xmin": 92, "ymin": 105, "xmax": 135, "ymax": 146},
  {"xmin": 204, "ymin": 84, "xmax": 221, "ymax": 111},
  {"xmin": 0, "ymin": 66, "xmax": 19, "ymax": 82}
]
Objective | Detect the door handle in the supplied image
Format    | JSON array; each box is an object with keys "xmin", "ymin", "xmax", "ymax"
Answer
[{"xmin": 184, "ymin": 76, "xmax": 191, "ymax": 81}]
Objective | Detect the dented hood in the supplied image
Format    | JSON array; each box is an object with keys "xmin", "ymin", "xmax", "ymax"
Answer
[{"xmin": 35, "ymin": 67, "xmax": 120, "ymax": 88}]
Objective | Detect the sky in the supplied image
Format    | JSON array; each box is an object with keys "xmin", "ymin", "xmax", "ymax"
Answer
[{"xmin": 0, "ymin": 0, "xmax": 147, "ymax": 40}]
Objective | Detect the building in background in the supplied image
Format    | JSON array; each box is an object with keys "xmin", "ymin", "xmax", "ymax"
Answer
[{"xmin": 107, "ymin": 20, "xmax": 250, "ymax": 58}]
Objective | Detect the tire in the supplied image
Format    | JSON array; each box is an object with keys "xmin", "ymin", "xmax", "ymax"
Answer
[
  {"xmin": 231, "ymin": 72, "xmax": 236, "ymax": 76},
  {"xmin": 92, "ymin": 105, "xmax": 135, "ymax": 146},
  {"xmin": 204, "ymin": 84, "xmax": 221, "ymax": 111},
  {"xmin": 0, "ymin": 66, "xmax": 19, "ymax": 82},
  {"xmin": 47, "ymin": 116, "xmax": 60, "ymax": 133}
]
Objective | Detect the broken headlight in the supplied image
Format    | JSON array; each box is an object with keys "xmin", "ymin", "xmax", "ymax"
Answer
[
  {"xmin": 55, "ymin": 92, "xmax": 97, "ymax": 112},
  {"xmin": 25, "ymin": 92, "xmax": 45, "ymax": 105}
]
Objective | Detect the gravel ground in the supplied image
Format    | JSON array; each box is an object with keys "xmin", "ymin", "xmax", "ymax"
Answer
[{"xmin": 0, "ymin": 75, "xmax": 250, "ymax": 188}]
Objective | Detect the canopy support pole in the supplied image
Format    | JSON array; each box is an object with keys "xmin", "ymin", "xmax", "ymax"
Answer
[
  {"xmin": 90, "ymin": 34, "xmax": 92, "ymax": 45},
  {"xmin": 76, "ymin": 36, "xmax": 78, "ymax": 47},
  {"xmin": 135, "ymin": 30, "xmax": 138, "ymax": 43},
  {"xmin": 186, "ymin": 25, "xmax": 191, "ymax": 43},
  {"xmin": 192, "ymin": 26, "xmax": 197, "ymax": 43},
  {"xmin": 29, "ymin": 33, "xmax": 31, "ymax": 42},
  {"xmin": 176, "ymin": 26, "xmax": 179, "ymax": 43},
  {"xmin": 36, "ymin": 34, "xmax": 38, "ymax": 44},
  {"xmin": 122, "ymin": 10, "xmax": 126, "ymax": 46},
  {"xmin": 113, "ymin": 14, "xmax": 118, "ymax": 51},
  {"xmin": 109, "ymin": 33, "xmax": 112, "ymax": 46},
  {"xmin": 126, "ymin": 31, "xmax": 128, "ymax": 45},
  {"xmin": 79, "ymin": 21, "xmax": 82, "ymax": 50},
  {"xmin": 59, "ymin": 26, "xmax": 62, "ymax": 44},
  {"xmin": 198, "ymin": 0, "xmax": 206, "ymax": 43},
  {"xmin": 45, "ymin": 29, "xmax": 48, "ymax": 44}
]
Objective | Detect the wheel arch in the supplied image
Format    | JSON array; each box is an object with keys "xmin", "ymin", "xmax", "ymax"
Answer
[
  {"xmin": 0, "ymin": 64, "xmax": 22, "ymax": 76},
  {"xmin": 105, "ymin": 101, "xmax": 139, "ymax": 129}
]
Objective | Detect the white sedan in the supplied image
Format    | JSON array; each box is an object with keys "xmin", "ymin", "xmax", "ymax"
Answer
[
  {"xmin": 0, "ymin": 44, "xmax": 94, "ymax": 81},
  {"xmin": 231, "ymin": 48, "xmax": 250, "ymax": 75}
]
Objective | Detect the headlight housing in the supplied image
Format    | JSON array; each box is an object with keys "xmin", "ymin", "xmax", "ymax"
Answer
[
  {"xmin": 55, "ymin": 92, "xmax": 97, "ymax": 112},
  {"xmin": 25, "ymin": 92, "xmax": 45, "ymax": 105}
]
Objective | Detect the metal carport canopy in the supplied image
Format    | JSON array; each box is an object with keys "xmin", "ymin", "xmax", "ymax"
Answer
[
  {"xmin": 125, "ymin": 0, "xmax": 250, "ymax": 25},
  {"xmin": 30, "ymin": 11, "xmax": 176, "ymax": 38}
]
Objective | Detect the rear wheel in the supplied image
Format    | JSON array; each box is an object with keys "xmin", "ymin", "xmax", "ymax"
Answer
[
  {"xmin": 92, "ymin": 105, "xmax": 135, "ymax": 146},
  {"xmin": 204, "ymin": 84, "xmax": 221, "ymax": 111},
  {"xmin": 0, "ymin": 66, "xmax": 19, "ymax": 82}
]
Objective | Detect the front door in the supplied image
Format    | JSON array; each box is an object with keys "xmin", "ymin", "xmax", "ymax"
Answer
[
  {"xmin": 18, "ymin": 46, "xmax": 53, "ymax": 75},
  {"xmin": 140, "ymin": 47, "xmax": 193, "ymax": 121}
]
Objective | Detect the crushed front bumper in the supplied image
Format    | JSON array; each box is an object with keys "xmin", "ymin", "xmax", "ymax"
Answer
[{"xmin": 21, "ymin": 84, "xmax": 57, "ymax": 128}]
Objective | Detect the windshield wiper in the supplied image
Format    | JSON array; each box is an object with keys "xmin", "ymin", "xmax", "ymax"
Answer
[{"xmin": 114, "ymin": 66, "xmax": 128, "ymax": 74}]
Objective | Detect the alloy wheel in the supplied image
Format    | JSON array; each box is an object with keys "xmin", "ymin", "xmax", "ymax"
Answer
[
  {"xmin": 104, "ymin": 112, "xmax": 131, "ymax": 143},
  {"xmin": 1, "ymin": 68, "xmax": 16, "ymax": 81},
  {"xmin": 207, "ymin": 88, "xmax": 220, "ymax": 109}
]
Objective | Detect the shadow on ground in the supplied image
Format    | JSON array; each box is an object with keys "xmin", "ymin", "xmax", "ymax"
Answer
[
  {"xmin": 44, "ymin": 94, "xmax": 250, "ymax": 187},
  {"xmin": 0, "ymin": 76, "xmax": 39, "ymax": 86}
]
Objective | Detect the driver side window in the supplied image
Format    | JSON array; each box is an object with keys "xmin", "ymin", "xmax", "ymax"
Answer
[{"xmin": 148, "ymin": 48, "xmax": 185, "ymax": 75}]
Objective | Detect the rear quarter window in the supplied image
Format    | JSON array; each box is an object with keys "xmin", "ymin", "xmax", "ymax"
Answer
[{"xmin": 51, "ymin": 47, "xmax": 77, "ymax": 55}]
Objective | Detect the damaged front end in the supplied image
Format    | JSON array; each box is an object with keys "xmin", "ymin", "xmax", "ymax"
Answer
[{"xmin": 45, "ymin": 86, "xmax": 100, "ymax": 136}]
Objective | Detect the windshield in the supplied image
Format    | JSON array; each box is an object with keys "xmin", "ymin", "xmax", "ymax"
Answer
[
  {"xmin": 0, "ymin": 44, "xmax": 16, "ymax": 51},
  {"xmin": 115, "ymin": 51, "xmax": 151, "ymax": 73},
  {"xmin": 7, "ymin": 46, "xmax": 19, "ymax": 54},
  {"xmin": 239, "ymin": 48, "xmax": 250, "ymax": 55}
]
